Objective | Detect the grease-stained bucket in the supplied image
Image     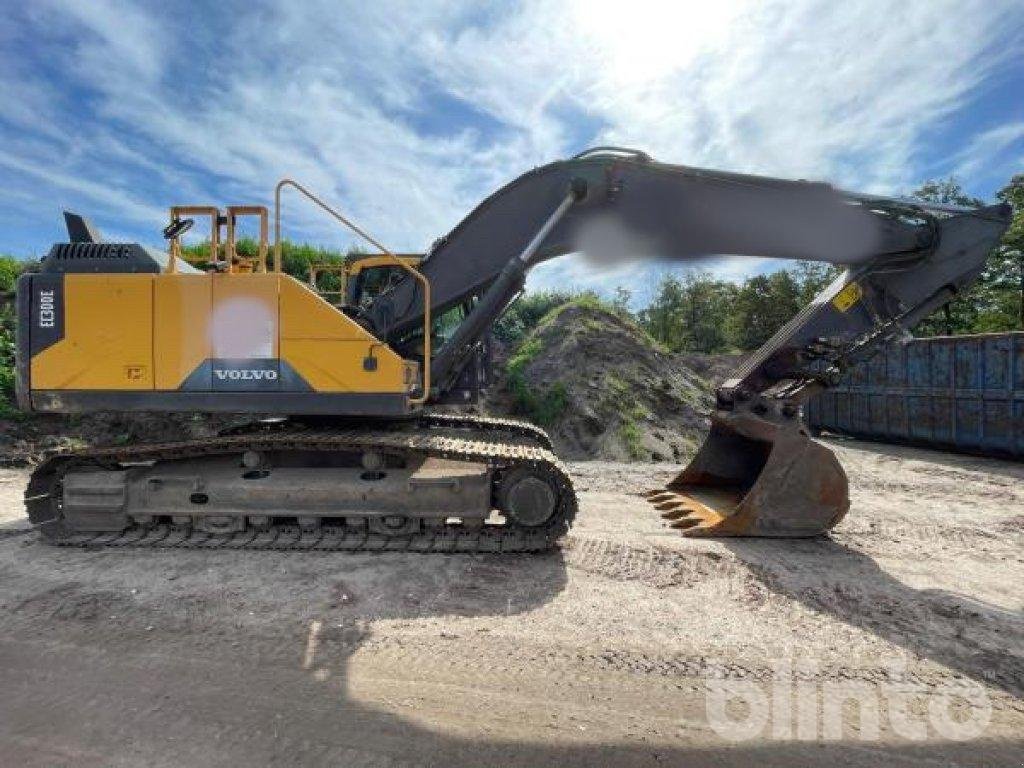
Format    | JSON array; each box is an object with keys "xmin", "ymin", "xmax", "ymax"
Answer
[{"xmin": 646, "ymin": 413, "xmax": 849, "ymax": 537}]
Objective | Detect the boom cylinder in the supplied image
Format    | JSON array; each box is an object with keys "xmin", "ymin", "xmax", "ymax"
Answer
[{"xmin": 429, "ymin": 181, "xmax": 586, "ymax": 391}]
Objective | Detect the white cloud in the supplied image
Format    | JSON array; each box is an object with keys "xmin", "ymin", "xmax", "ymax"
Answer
[
  {"xmin": 29, "ymin": 0, "xmax": 165, "ymax": 84},
  {"xmin": 0, "ymin": 150, "xmax": 165, "ymax": 224},
  {"xmin": 1, "ymin": 0, "xmax": 1020, "ymax": 299},
  {"xmin": 953, "ymin": 120, "xmax": 1024, "ymax": 181},
  {"xmin": 421, "ymin": 0, "xmax": 1019, "ymax": 190}
]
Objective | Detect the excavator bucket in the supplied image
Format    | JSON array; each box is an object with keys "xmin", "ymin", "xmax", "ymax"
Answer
[{"xmin": 646, "ymin": 414, "xmax": 849, "ymax": 537}]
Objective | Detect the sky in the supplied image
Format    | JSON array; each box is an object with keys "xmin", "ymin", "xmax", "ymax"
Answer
[{"xmin": 1, "ymin": 0, "xmax": 1022, "ymax": 307}]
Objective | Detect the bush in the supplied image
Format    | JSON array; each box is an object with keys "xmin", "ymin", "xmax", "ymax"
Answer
[
  {"xmin": 0, "ymin": 256, "xmax": 24, "ymax": 416},
  {"xmin": 494, "ymin": 290, "xmax": 580, "ymax": 343},
  {"xmin": 0, "ymin": 309, "xmax": 18, "ymax": 416},
  {"xmin": 180, "ymin": 238, "xmax": 353, "ymax": 291},
  {"xmin": 502, "ymin": 290, "xmax": 647, "ymax": 342},
  {"xmin": 0, "ymin": 256, "xmax": 21, "ymax": 294},
  {"xmin": 503, "ymin": 325, "xmax": 569, "ymax": 426}
]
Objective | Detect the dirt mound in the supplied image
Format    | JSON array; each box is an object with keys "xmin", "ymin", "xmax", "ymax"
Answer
[
  {"xmin": 675, "ymin": 351, "xmax": 746, "ymax": 386},
  {"xmin": 484, "ymin": 301, "xmax": 715, "ymax": 461}
]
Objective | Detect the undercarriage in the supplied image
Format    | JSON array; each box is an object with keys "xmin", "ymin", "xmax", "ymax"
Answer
[{"xmin": 25, "ymin": 414, "xmax": 576, "ymax": 553}]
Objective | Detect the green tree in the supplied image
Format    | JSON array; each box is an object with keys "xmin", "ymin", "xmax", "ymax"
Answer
[
  {"xmin": 0, "ymin": 256, "xmax": 22, "ymax": 415},
  {"xmin": 679, "ymin": 273, "xmax": 737, "ymax": 353},
  {"xmin": 910, "ymin": 176, "xmax": 1023, "ymax": 336},
  {"xmin": 493, "ymin": 290, "xmax": 580, "ymax": 343},
  {"xmin": 640, "ymin": 272, "xmax": 737, "ymax": 353},
  {"xmin": 611, "ymin": 286, "xmax": 632, "ymax": 316},
  {"xmin": 639, "ymin": 274, "xmax": 684, "ymax": 349},
  {"xmin": 0, "ymin": 255, "xmax": 21, "ymax": 294},
  {"xmin": 993, "ymin": 174, "xmax": 1024, "ymax": 328},
  {"xmin": 0, "ymin": 313, "xmax": 14, "ymax": 415},
  {"xmin": 789, "ymin": 261, "xmax": 840, "ymax": 304},
  {"xmin": 912, "ymin": 178, "xmax": 984, "ymax": 208},
  {"xmin": 727, "ymin": 270, "xmax": 802, "ymax": 350}
]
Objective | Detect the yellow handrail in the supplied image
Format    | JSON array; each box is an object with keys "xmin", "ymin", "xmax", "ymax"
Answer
[
  {"xmin": 273, "ymin": 179, "xmax": 431, "ymax": 405},
  {"xmin": 308, "ymin": 263, "xmax": 348, "ymax": 299},
  {"xmin": 226, "ymin": 205, "xmax": 269, "ymax": 272},
  {"xmin": 167, "ymin": 206, "xmax": 221, "ymax": 274}
]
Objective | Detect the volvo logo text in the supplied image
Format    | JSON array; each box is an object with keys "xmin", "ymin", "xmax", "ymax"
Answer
[{"xmin": 213, "ymin": 369, "xmax": 278, "ymax": 381}]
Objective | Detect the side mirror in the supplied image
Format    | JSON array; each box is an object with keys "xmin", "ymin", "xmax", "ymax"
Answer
[{"xmin": 162, "ymin": 217, "xmax": 194, "ymax": 240}]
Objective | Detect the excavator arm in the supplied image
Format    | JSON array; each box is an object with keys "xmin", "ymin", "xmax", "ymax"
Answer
[
  {"xmin": 656, "ymin": 196, "xmax": 1010, "ymax": 537},
  {"xmin": 368, "ymin": 147, "xmax": 1011, "ymax": 537}
]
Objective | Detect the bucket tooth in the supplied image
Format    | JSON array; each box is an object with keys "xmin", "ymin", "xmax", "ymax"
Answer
[
  {"xmin": 646, "ymin": 491, "xmax": 675, "ymax": 503},
  {"xmin": 647, "ymin": 412, "xmax": 850, "ymax": 538},
  {"xmin": 653, "ymin": 499, "xmax": 685, "ymax": 511},
  {"xmin": 660, "ymin": 506, "xmax": 690, "ymax": 520}
]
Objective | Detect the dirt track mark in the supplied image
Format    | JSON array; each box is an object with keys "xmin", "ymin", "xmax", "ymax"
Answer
[{"xmin": 563, "ymin": 536, "xmax": 742, "ymax": 588}]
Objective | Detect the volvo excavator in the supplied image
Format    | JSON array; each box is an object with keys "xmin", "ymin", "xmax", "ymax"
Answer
[{"xmin": 15, "ymin": 148, "xmax": 1011, "ymax": 551}]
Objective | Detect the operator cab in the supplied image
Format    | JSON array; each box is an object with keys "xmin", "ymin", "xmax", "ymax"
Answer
[{"xmin": 308, "ymin": 254, "xmax": 423, "ymax": 310}]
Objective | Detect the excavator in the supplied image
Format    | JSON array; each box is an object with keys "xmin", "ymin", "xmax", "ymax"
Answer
[{"xmin": 14, "ymin": 147, "xmax": 1011, "ymax": 550}]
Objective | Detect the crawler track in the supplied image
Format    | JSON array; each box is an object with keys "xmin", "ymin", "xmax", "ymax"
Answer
[
  {"xmin": 24, "ymin": 416, "xmax": 575, "ymax": 553},
  {"xmin": 217, "ymin": 412, "xmax": 554, "ymax": 450}
]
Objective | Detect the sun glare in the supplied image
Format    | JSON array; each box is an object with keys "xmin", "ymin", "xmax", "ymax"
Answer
[{"xmin": 567, "ymin": 0, "xmax": 745, "ymax": 86}]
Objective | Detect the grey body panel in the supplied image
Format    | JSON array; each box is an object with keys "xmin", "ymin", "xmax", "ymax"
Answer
[
  {"xmin": 22, "ymin": 274, "xmax": 65, "ymax": 357},
  {"xmin": 60, "ymin": 456, "xmax": 492, "ymax": 534},
  {"xmin": 39, "ymin": 242, "xmax": 201, "ymax": 275},
  {"xmin": 371, "ymin": 148, "xmax": 1009, "ymax": 410},
  {"xmin": 178, "ymin": 359, "xmax": 315, "ymax": 393},
  {"xmin": 30, "ymin": 390, "xmax": 412, "ymax": 416},
  {"xmin": 14, "ymin": 274, "xmax": 33, "ymax": 411},
  {"xmin": 54, "ymin": 211, "xmax": 201, "ymax": 274},
  {"xmin": 19, "ymin": 152, "xmax": 1012, "ymax": 426},
  {"xmin": 63, "ymin": 211, "xmax": 104, "ymax": 244},
  {"xmin": 141, "ymin": 245, "xmax": 202, "ymax": 274}
]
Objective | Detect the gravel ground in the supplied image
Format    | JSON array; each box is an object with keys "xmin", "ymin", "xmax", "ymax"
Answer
[{"xmin": 0, "ymin": 438, "xmax": 1021, "ymax": 766}]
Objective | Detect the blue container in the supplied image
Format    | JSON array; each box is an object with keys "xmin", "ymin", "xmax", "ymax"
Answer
[{"xmin": 806, "ymin": 332, "xmax": 1024, "ymax": 459}]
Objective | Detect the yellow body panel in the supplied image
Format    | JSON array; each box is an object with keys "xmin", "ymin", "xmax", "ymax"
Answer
[
  {"xmin": 31, "ymin": 272, "xmax": 407, "ymax": 396},
  {"xmin": 154, "ymin": 276, "xmax": 211, "ymax": 389},
  {"xmin": 32, "ymin": 275, "xmax": 154, "ymax": 390},
  {"xmin": 279, "ymin": 278, "xmax": 407, "ymax": 393}
]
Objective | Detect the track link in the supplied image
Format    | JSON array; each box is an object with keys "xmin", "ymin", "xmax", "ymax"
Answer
[
  {"xmin": 218, "ymin": 412, "xmax": 552, "ymax": 449},
  {"xmin": 24, "ymin": 422, "xmax": 575, "ymax": 553},
  {"xmin": 417, "ymin": 412, "xmax": 554, "ymax": 450}
]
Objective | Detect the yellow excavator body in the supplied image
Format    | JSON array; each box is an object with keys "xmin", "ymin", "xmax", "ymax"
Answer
[{"xmin": 28, "ymin": 272, "xmax": 412, "ymax": 410}]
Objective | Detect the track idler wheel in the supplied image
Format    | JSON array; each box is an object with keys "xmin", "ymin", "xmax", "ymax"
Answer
[
  {"xmin": 646, "ymin": 412, "xmax": 849, "ymax": 538},
  {"xmin": 499, "ymin": 468, "xmax": 557, "ymax": 527}
]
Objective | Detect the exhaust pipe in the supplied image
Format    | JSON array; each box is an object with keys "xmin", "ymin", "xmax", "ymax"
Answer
[{"xmin": 646, "ymin": 412, "xmax": 849, "ymax": 537}]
